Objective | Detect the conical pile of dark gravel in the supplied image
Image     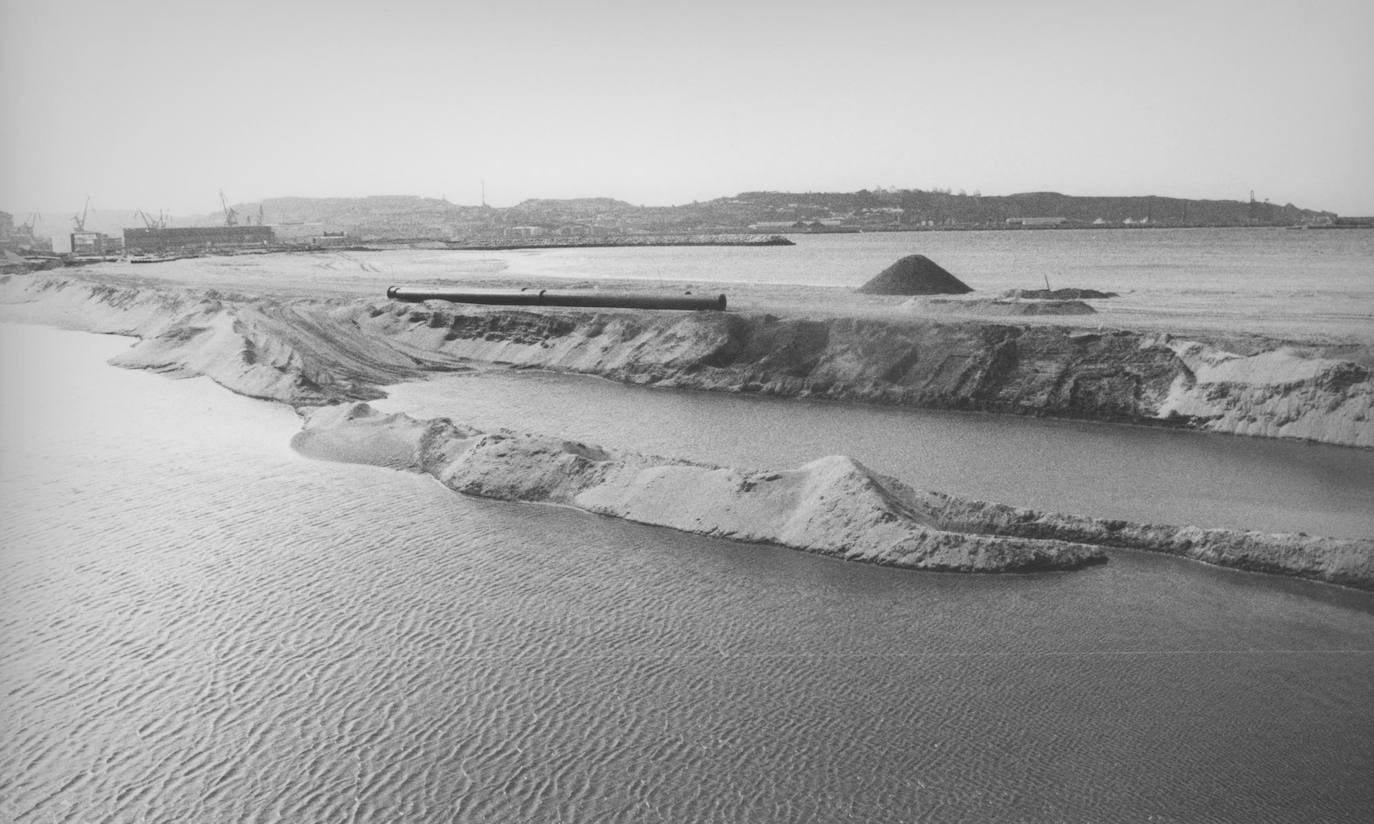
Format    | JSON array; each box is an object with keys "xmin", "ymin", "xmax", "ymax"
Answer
[{"xmin": 856, "ymin": 255, "xmax": 973, "ymax": 295}]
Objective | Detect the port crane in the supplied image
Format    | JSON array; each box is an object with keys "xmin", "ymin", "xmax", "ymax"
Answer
[
  {"xmin": 71, "ymin": 196, "xmax": 90, "ymax": 231},
  {"xmin": 136, "ymin": 209, "xmax": 168, "ymax": 230},
  {"xmin": 220, "ymin": 190, "xmax": 238, "ymax": 227}
]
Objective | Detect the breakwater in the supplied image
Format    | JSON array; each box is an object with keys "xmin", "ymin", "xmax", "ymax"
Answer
[{"xmin": 446, "ymin": 233, "xmax": 794, "ymax": 250}]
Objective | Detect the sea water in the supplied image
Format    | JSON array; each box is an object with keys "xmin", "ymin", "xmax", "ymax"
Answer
[
  {"xmin": 495, "ymin": 226, "xmax": 1374, "ymax": 292},
  {"xmin": 3, "ymin": 322, "xmax": 1373, "ymax": 823}
]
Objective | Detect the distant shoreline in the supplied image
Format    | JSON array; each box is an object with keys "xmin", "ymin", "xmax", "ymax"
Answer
[
  {"xmin": 445, "ymin": 234, "xmax": 794, "ymax": 251},
  {"xmin": 16, "ymin": 222, "xmax": 1371, "ymax": 266}
]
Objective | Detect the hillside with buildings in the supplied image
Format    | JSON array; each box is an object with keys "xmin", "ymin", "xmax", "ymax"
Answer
[
  {"xmin": 201, "ymin": 189, "xmax": 1342, "ymax": 241},
  {"xmin": 4, "ymin": 188, "xmax": 1346, "ymax": 255}
]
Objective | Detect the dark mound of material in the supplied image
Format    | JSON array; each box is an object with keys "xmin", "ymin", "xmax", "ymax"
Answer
[
  {"xmin": 858, "ymin": 255, "xmax": 973, "ymax": 295},
  {"xmin": 919, "ymin": 298, "xmax": 1097, "ymax": 316},
  {"xmin": 1003, "ymin": 288, "xmax": 1118, "ymax": 300}
]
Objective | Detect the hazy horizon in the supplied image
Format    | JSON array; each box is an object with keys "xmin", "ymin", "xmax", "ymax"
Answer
[{"xmin": 3, "ymin": 0, "xmax": 1372, "ymax": 216}]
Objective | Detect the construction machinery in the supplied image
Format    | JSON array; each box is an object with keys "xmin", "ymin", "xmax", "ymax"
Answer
[{"xmin": 136, "ymin": 209, "xmax": 168, "ymax": 230}]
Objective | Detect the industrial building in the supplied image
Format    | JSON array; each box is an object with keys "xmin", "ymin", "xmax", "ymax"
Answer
[
  {"xmin": 70, "ymin": 230, "xmax": 120, "ymax": 255},
  {"xmin": 122, "ymin": 225, "xmax": 275, "ymax": 253},
  {"xmin": 1, "ymin": 211, "xmax": 53, "ymax": 253}
]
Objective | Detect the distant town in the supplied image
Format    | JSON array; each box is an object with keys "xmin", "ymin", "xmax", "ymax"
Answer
[{"xmin": 2, "ymin": 187, "xmax": 1369, "ymax": 266}]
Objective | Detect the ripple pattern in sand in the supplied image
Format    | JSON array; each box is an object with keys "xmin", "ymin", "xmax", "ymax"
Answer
[{"xmin": 4, "ymin": 323, "xmax": 1374, "ymax": 823}]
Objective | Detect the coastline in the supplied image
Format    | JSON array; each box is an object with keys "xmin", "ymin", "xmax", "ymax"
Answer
[
  {"xmin": 445, "ymin": 233, "xmax": 794, "ymax": 250},
  {"xmin": 2, "ymin": 263, "xmax": 1372, "ymax": 587}
]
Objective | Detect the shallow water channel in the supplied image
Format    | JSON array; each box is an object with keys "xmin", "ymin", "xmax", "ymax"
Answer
[
  {"xmin": 374, "ymin": 367, "xmax": 1374, "ymax": 539},
  {"xmin": 3, "ymin": 323, "xmax": 1373, "ymax": 824}
]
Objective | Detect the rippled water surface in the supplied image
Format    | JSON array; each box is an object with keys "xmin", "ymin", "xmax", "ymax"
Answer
[{"xmin": 3, "ymin": 323, "xmax": 1374, "ymax": 823}]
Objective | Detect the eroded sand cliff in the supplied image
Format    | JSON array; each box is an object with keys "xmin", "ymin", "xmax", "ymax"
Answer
[{"xmin": 3, "ymin": 272, "xmax": 1370, "ymax": 446}]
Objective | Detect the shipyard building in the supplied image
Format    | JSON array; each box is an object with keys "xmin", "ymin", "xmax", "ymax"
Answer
[
  {"xmin": 123, "ymin": 225, "xmax": 274, "ymax": 253},
  {"xmin": 71, "ymin": 231, "xmax": 120, "ymax": 255}
]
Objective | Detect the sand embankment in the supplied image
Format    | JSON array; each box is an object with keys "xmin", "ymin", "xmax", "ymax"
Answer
[
  {"xmin": 2, "ymin": 272, "xmax": 1371, "ymax": 446},
  {"xmin": 2, "ymin": 270, "xmax": 1371, "ymax": 585},
  {"xmin": 293, "ymin": 403, "xmax": 1105, "ymax": 573},
  {"xmin": 294, "ymin": 402, "xmax": 1374, "ymax": 588}
]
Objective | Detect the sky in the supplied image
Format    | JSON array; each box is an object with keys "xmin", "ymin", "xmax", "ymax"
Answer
[{"xmin": 2, "ymin": 0, "xmax": 1372, "ymax": 216}]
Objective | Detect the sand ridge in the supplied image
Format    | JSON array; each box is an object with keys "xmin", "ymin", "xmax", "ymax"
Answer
[
  {"xmin": 293, "ymin": 402, "xmax": 1374, "ymax": 587},
  {"xmin": 293, "ymin": 402, "xmax": 1108, "ymax": 573}
]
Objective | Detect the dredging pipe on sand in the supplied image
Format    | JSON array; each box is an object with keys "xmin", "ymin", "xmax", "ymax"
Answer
[{"xmin": 386, "ymin": 286, "xmax": 727, "ymax": 311}]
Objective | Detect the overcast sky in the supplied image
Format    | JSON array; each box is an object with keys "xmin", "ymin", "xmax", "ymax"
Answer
[{"xmin": 3, "ymin": 0, "xmax": 1371, "ymax": 216}]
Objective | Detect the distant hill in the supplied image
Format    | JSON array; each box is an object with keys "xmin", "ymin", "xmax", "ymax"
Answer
[
  {"xmin": 8, "ymin": 188, "xmax": 1341, "ymax": 248},
  {"xmin": 510, "ymin": 197, "xmax": 636, "ymax": 213},
  {"xmin": 207, "ymin": 190, "xmax": 1336, "ymax": 238},
  {"xmin": 660, "ymin": 189, "xmax": 1332, "ymax": 231}
]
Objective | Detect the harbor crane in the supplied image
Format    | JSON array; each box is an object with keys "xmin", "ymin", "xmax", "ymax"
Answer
[
  {"xmin": 19, "ymin": 213, "xmax": 40, "ymax": 234},
  {"xmin": 71, "ymin": 196, "xmax": 90, "ymax": 231},
  {"xmin": 220, "ymin": 190, "xmax": 238, "ymax": 227},
  {"xmin": 136, "ymin": 209, "xmax": 168, "ymax": 230}
]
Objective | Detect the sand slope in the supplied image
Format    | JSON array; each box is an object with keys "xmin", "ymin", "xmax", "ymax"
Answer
[
  {"xmin": 292, "ymin": 402, "xmax": 1106, "ymax": 573},
  {"xmin": 293, "ymin": 402, "xmax": 1374, "ymax": 588}
]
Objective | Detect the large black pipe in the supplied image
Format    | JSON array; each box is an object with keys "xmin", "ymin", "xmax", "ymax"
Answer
[{"xmin": 386, "ymin": 286, "xmax": 727, "ymax": 311}]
